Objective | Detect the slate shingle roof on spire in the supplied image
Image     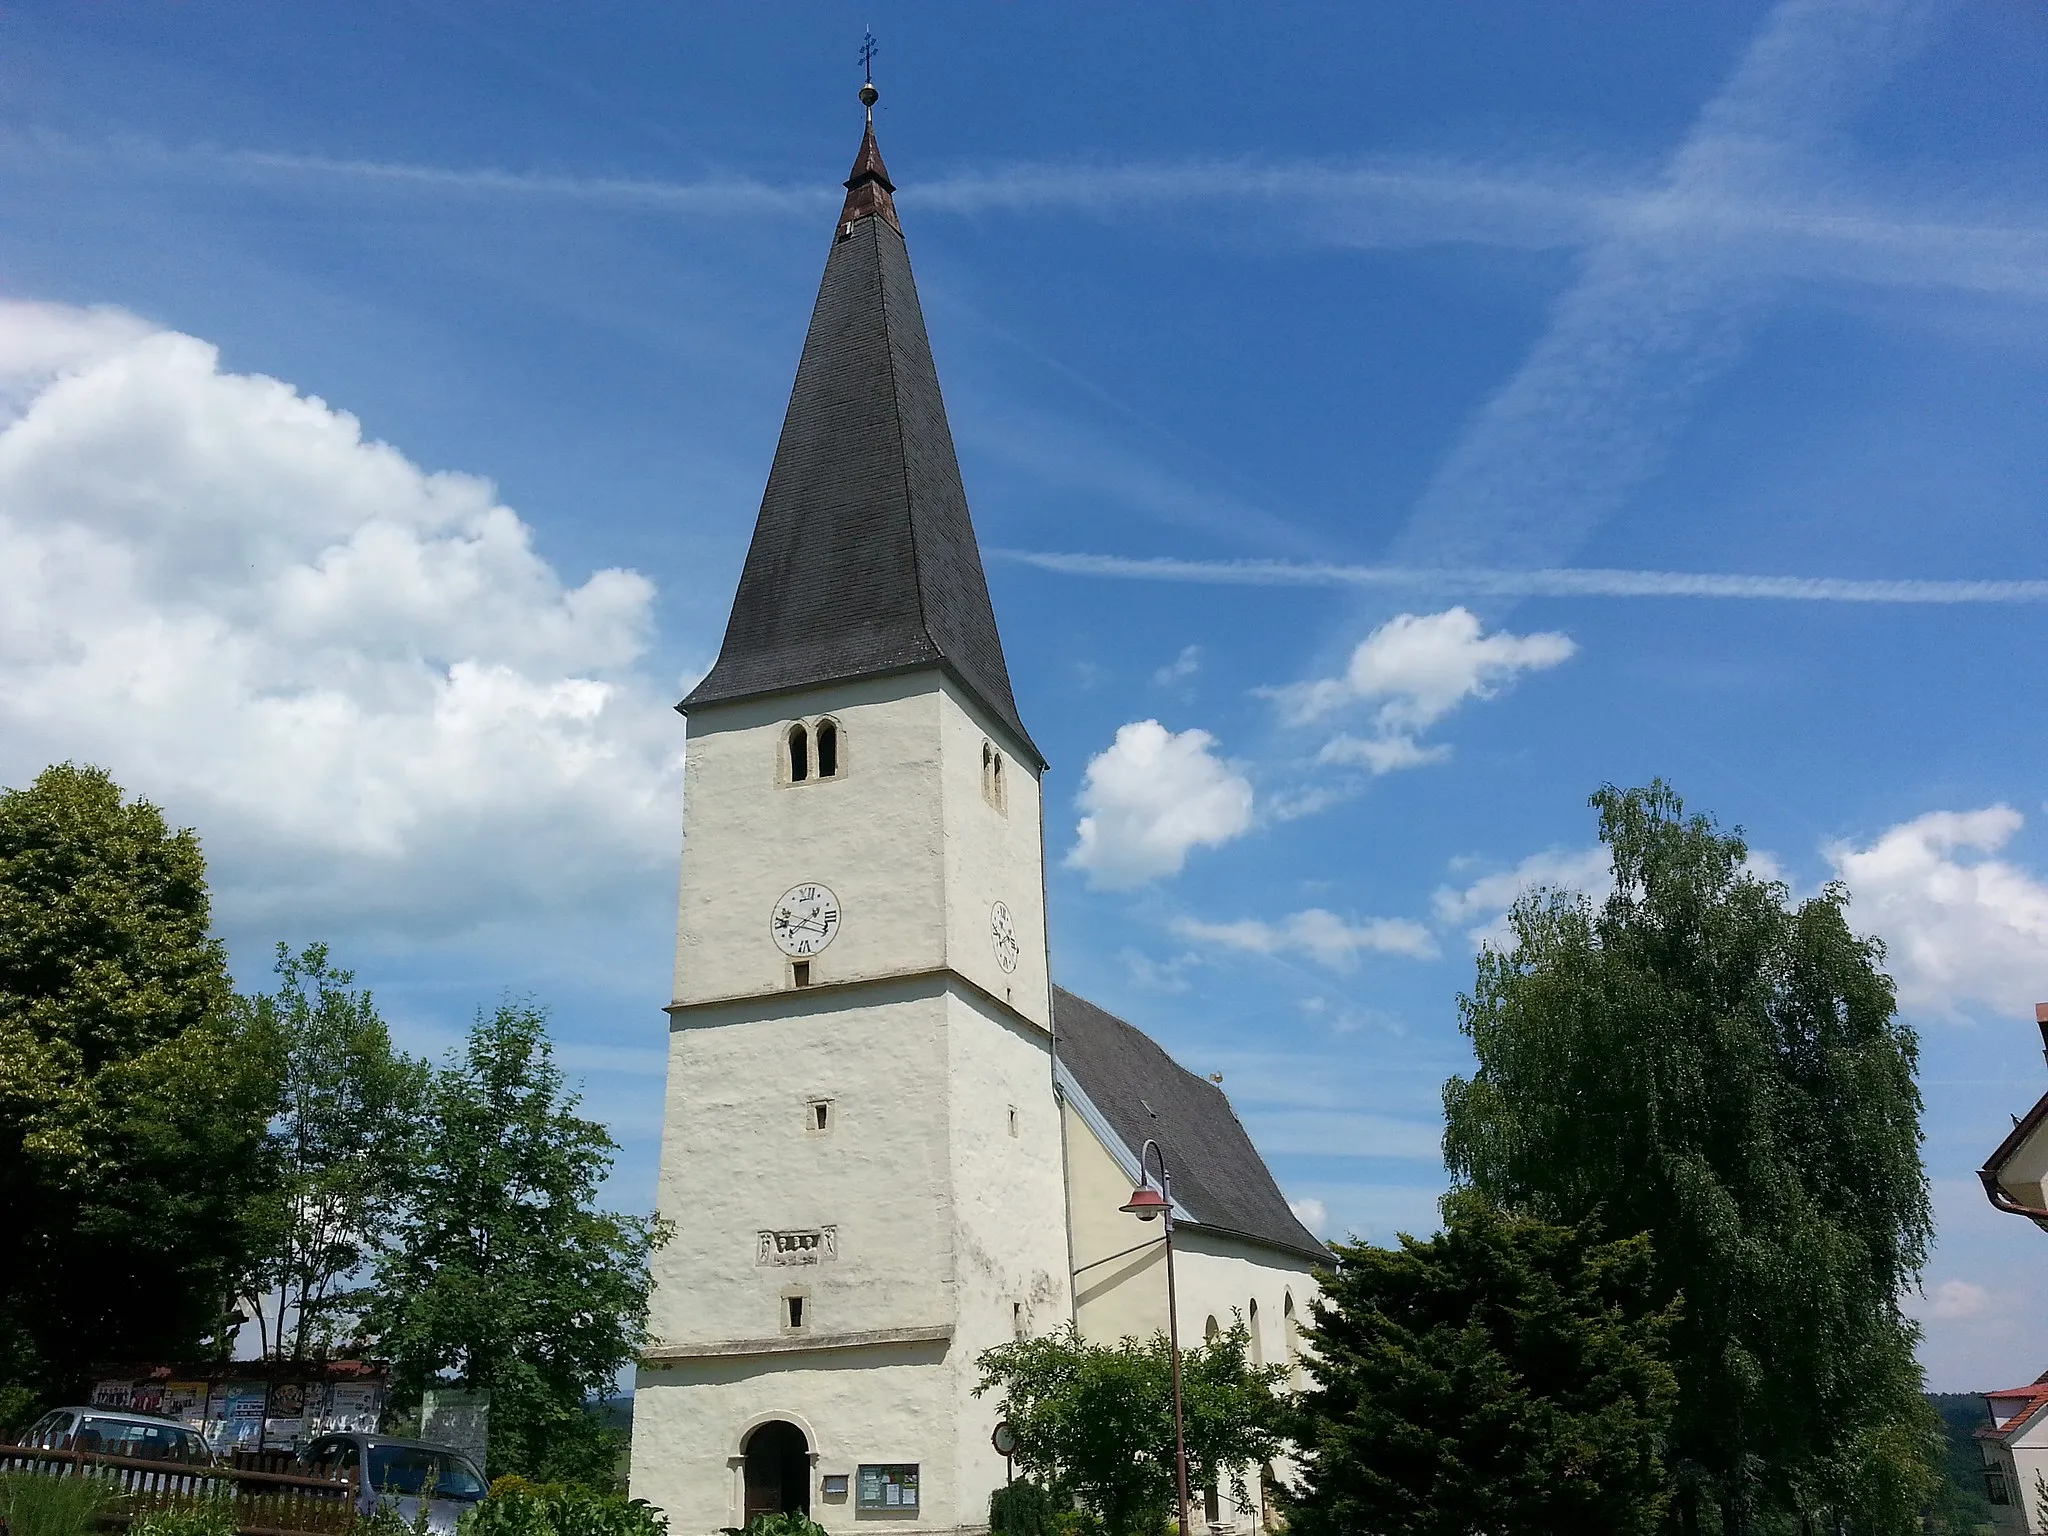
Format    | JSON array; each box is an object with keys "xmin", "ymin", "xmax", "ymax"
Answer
[{"xmin": 680, "ymin": 114, "xmax": 1038, "ymax": 763}]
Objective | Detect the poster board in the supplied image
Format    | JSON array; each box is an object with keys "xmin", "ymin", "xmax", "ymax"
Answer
[
  {"xmin": 420, "ymin": 1390, "xmax": 489, "ymax": 1474},
  {"xmin": 163, "ymin": 1383, "xmax": 207, "ymax": 1430},
  {"xmin": 321, "ymin": 1384, "xmax": 383, "ymax": 1433},
  {"xmin": 856, "ymin": 1465, "xmax": 919, "ymax": 1511}
]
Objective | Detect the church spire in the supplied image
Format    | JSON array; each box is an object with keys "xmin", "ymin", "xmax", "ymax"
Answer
[
  {"xmin": 839, "ymin": 81, "xmax": 900, "ymax": 233},
  {"xmin": 680, "ymin": 85, "xmax": 1040, "ymax": 763}
]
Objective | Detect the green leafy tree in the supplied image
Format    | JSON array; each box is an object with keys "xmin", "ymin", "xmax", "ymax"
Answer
[
  {"xmin": 1441, "ymin": 781, "xmax": 1937, "ymax": 1533},
  {"xmin": 0, "ymin": 763, "xmax": 277, "ymax": 1414},
  {"xmin": 238, "ymin": 943, "xmax": 429, "ymax": 1360},
  {"xmin": 363, "ymin": 1001, "xmax": 669, "ymax": 1483},
  {"xmin": 975, "ymin": 1321, "xmax": 1287, "ymax": 1536},
  {"xmin": 1286, "ymin": 1191, "xmax": 1678, "ymax": 1536}
]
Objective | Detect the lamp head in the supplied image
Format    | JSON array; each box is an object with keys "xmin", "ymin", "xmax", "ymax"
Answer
[{"xmin": 1121, "ymin": 1184, "xmax": 1170, "ymax": 1222}]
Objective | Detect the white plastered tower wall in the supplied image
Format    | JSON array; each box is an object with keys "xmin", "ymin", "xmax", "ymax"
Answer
[{"xmin": 632, "ymin": 672, "xmax": 1070, "ymax": 1535}]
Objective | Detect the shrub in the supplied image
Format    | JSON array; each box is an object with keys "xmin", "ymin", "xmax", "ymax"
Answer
[
  {"xmin": 715, "ymin": 1517, "xmax": 828, "ymax": 1536},
  {"xmin": 0, "ymin": 1472, "xmax": 126, "ymax": 1536},
  {"xmin": 129, "ymin": 1500, "xmax": 239, "ymax": 1536},
  {"xmin": 354, "ymin": 1500, "xmax": 431, "ymax": 1536},
  {"xmin": 990, "ymin": 1480, "xmax": 1059, "ymax": 1536},
  {"xmin": 460, "ymin": 1478, "xmax": 665, "ymax": 1536}
]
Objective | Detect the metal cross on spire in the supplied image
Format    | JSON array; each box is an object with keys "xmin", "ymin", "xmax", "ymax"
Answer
[{"xmin": 860, "ymin": 29, "xmax": 878, "ymax": 84}]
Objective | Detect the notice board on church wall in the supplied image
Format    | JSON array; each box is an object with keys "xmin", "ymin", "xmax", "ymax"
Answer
[{"xmin": 856, "ymin": 1465, "xmax": 918, "ymax": 1511}]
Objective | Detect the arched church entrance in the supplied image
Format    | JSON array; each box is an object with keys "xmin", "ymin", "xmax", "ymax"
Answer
[{"xmin": 742, "ymin": 1420, "xmax": 811, "ymax": 1522}]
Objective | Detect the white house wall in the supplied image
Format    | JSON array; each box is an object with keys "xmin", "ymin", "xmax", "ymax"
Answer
[{"xmin": 1991, "ymin": 1412, "xmax": 2048, "ymax": 1533}]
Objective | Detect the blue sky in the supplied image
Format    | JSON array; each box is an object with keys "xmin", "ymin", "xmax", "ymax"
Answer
[{"xmin": 3, "ymin": 0, "xmax": 2046, "ymax": 1391}]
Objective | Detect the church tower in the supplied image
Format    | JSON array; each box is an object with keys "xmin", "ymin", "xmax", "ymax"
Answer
[{"xmin": 631, "ymin": 87, "xmax": 1073, "ymax": 1535}]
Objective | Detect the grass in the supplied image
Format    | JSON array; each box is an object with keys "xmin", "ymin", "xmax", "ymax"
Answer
[{"xmin": 0, "ymin": 1471, "xmax": 126, "ymax": 1536}]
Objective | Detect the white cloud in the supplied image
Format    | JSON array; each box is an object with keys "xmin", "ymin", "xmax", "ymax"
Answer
[
  {"xmin": 1274, "ymin": 607, "xmax": 1575, "ymax": 773},
  {"xmin": 1914, "ymin": 1278, "xmax": 1993, "ymax": 1322},
  {"xmin": 1153, "ymin": 644, "xmax": 1201, "ymax": 686},
  {"xmin": 1828, "ymin": 806, "xmax": 2048, "ymax": 1020},
  {"xmin": 1067, "ymin": 720, "xmax": 1254, "ymax": 889},
  {"xmin": 1287, "ymin": 1196, "xmax": 1330, "ymax": 1238},
  {"xmin": 1316, "ymin": 733, "xmax": 1452, "ymax": 775},
  {"xmin": 0, "ymin": 299, "xmax": 681, "ymax": 938},
  {"xmin": 1119, "ymin": 947, "xmax": 1195, "ymax": 994},
  {"xmin": 1175, "ymin": 908, "xmax": 1438, "ymax": 968},
  {"xmin": 1433, "ymin": 845, "xmax": 1614, "ymax": 949}
]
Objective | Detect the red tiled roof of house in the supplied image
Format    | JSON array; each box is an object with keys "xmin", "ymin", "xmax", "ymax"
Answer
[{"xmin": 1979, "ymin": 1383, "xmax": 2048, "ymax": 1441}]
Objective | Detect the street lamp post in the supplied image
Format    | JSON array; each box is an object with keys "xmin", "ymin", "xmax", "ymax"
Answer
[{"xmin": 1121, "ymin": 1138, "xmax": 1193, "ymax": 1536}]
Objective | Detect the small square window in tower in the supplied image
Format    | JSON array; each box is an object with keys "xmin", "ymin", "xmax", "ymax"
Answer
[
  {"xmin": 790, "ymin": 960, "xmax": 812, "ymax": 988},
  {"xmin": 807, "ymin": 1099, "xmax": 833, "ymax": 1134},
  {"xmin": 781, "ymin": 1290, "xmax": 808, "ymax": 1332}
]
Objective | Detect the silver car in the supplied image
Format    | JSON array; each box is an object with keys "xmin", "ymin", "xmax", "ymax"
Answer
[
  {"xmin": 298, "ymin": 1432, "xmax": 488, "ymax": 1534},
  {"xmin": 19, "ymin": 1408, "xmax": 212, "ymax": 1463}
]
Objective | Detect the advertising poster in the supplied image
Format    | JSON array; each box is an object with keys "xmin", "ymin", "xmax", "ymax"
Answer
[
  {"xmin": 164, "ymin": 1384, "xmax": 207, "ymax": 1429},
  {"xmin": 263, "ymin": 1383, "xmax": 309, "ymax": 1451},
  {"xmin": 91, "ymin": 1380, "xmax": 132, "ymax": 1408},
  {"xmin": 213, "ymin": 1384, "xmax": 268, "ymax": 1449},
  {"xmin": 324, "ymin": 1384, "xmax": 381, "ymax": 1432}
]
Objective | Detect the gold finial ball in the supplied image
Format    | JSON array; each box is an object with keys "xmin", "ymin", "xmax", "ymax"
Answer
[{"xmin": 859, "ymin": 81, "xmax": 879, "ymax": 108}]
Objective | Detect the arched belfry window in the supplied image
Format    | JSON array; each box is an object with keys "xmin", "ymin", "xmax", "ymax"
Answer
[
  {"xmin": 781, "ymin": 719, "xmax": 843, "ymax": 786},
  {"xmin": 981, "ymin": 741, "xmax": 1007, "ymax": 812}
]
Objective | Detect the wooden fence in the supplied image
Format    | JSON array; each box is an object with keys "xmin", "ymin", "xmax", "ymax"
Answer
[{"xmin": 0, "ymin": 1443, "xmax": 358, "ymax": 1536}]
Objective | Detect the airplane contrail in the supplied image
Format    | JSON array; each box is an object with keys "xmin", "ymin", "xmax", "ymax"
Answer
[{"xmin": 998, "ymin": 550, "xmax": 2048, "ymax": 605}]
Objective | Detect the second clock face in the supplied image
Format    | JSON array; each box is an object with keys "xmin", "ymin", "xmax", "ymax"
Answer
[
  {"xmin": 990, "ymin": 900, "xmax": 1020, "ymax": 973},
  {"xmin": 772, "ymin": 883, "xmax": 840, "ymax": 957}
]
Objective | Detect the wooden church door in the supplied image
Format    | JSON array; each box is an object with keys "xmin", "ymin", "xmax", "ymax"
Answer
[{"xmin": 743, "ymin": 1420, "xmax": 810, "ymax": 1520}]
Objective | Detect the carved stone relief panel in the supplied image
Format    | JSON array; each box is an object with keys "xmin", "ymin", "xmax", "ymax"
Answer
[{"xmin": 757, "ymin": 1227, "xmax": 838, "ymax": 1266}]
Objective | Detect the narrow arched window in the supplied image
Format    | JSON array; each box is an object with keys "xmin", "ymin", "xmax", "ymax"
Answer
[
  {"xmin": 1249, "ymin": 1298, "xmax": 1264, "ymax": 1366},
  {"xmin": 816, "ymin": 718, "xmax": 839, "ymax": 779},
  {"xmin": 787, "ymin": 723, "xmax": 810, "ymax": 783},
  {"xmin": 1283, "ymin": 1292, "xmax": 1298, "ymax": 1364},
  {"xmin": 981, "ymin": 741, "xmax": 1006, "ymax": 812}
]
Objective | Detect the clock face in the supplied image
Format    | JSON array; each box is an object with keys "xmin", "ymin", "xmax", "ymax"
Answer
[
  {"xmin": 772, "ymin": 883, "xmax": 840, "ymax": 957},
  {"xmin": 990, "ymin": 900, "xmax": 1020, "ymax": 973}
]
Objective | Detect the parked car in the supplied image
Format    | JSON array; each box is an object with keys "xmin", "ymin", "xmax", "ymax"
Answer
[
  {"xmin": 297, "ymin": 1433, "xmax": 488, "ymax": 1534},
  {"xmin": 17, "ymin": 1408, "xmax": 212, "ymax": 1463}
]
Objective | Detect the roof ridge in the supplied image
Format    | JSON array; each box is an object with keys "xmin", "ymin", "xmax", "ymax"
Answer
[{"xmin": 867, "ymin": 215, "xmax": 939, "ymax": 671}]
